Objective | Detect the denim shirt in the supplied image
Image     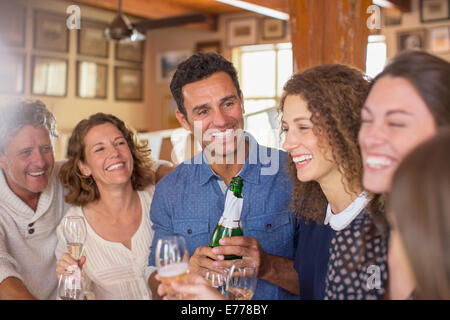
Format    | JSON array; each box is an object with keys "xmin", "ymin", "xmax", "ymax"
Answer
[{"xmin": 148, "ymin": 134, "xmax": 298, "ymax": 300}]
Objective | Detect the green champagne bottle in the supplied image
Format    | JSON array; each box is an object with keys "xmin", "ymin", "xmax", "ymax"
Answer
[{"xmin": 209, "ymin": 176, "xmax": 244, "ymax": 260}]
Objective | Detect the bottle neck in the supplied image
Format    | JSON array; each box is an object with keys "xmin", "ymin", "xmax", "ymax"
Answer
[{"xmin": 218, "ymin": 216, "xmax": 241, "ymax": 229}]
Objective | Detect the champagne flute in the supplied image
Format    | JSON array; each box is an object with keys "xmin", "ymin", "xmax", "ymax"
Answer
[
  {"xmin": 57, "ymin": 265, "xmax": 84, "ymax": 300},
  {"xmin": 226, "ymin": 258, "xmax": 257, "ymax": 300},
  {"xmin": 155, "ymin": 236, "xmax": 189, "ymax": 299},
  {"xmin": 63, "ymin": 216, "xmax": 87, "ymax": 260}
]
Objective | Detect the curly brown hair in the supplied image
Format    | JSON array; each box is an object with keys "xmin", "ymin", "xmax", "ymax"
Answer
[
  {"xmin": 59, "ymin": 113, "xmax": 155, "ymax": 206},
  {"xmin": 280, "ymin": 64, "xmax": 386, "ymax": 236}
]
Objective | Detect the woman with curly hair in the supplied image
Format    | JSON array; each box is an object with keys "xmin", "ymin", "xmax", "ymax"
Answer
[
  {"xmin": 54, "ymin": 113, "xmax": 170, "ymax": 299},
  {"xmin": 281, "ymin": 64, "xmax": 387, "ymax": 300}
]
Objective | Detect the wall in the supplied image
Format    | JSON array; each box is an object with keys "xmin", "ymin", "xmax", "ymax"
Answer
[
  {"xmin": 0, "ymin": 0, "xmax": 150, "ymax": 159},
  {"xmin": 145, "ymin": 11, "xmax": 290, "ymax": 132},
  {"xmin": 381, "ymin": 0, "xmax": 450, "ymax": 61},
  {"xmin": 0, "ymin": 0, "xmax": 290, "ymax": 160}
]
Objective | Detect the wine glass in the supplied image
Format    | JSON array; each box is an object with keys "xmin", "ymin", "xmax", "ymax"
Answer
[
  {"xmin": 205, "ymin": 268, "xmax": 229, "ymax": 296},
  {"xmin": 155, "ymin": 236, "xmax": 189, "ymax": 299},
  {"xmin": 57, "ymin": 265, "xmax": 84, "ymax": 300},
  {"xmin": 226, "ymin": 258, "xmax": 257, "ymax": 300},
  {"xmin": 63, "ymin": 216, "xmax": 87, "ymax": 260}
]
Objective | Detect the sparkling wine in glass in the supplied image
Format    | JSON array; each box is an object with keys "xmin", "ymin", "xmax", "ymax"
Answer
[
  {"xmin": 63, "ymin": 216, "xmax": 87, "ymax": 260},
  {"xmin": 226, "ymin": 258, "xmax": 257, "ymax": 300},
  {"xmin": 155, "ymin": 236, "xmax": 189, "ymax": 299}
]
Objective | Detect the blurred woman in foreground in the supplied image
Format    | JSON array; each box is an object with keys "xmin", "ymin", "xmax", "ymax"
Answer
[{"xmin": 388, "ymin": 130, "xmax": 450, "ymax": 299}]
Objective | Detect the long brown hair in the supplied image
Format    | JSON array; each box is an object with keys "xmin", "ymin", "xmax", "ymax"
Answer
[
  {"xmin": 59, "ymin": 113, "xmax": 155, "ymax": 206},
  {"xmin": 280, "ymin": 64, "xmax": 385, "ymax": 230},
  {"xmin": 389, "ymin": 129, "xmax": 450, "ymax": 299}
]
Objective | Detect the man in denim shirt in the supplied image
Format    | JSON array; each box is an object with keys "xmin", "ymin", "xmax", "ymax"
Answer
[{"xmin": 148, "ymin": 53, "xmax": 299, "ymax": 300}]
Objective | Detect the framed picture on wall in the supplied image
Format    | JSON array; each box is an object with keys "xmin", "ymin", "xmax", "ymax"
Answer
[
  {"xmin": 162, "ymin": 95, "xmax": 180, "ymax": 129},
  {"xmin": 0, "ymin": 52, "xmax": 25, "ymax": 94},
  {"xmin": 114, "ymin": 66, "xmax": 142, "ymax": 101},
  {"xmin": 420, "ymin": 0, "xmax": 450, "ymax": 23},
  {"xmin": 33, "ymin": 10, "xmax": 69, "ymax": 52},
  {"xmin": 226, "ymin": 18, "xmax": 258, "ymax": 47},
  {"xmin": 0, "ymin": 3, "xmax": 26, "ymax": 47},
  {"xmin": 116, "ymin": 41, "xmax": 144, "ymax": 63},
  {"xmin": 429, "ymin": 26, "xmax": 450, "ymax": 53},
  {"xmin": 156, "ymin": 50, "xmax": 190, "ymax": 83},
  {"xmin": 397, "ymin": 29, "xmax": 427, "ymax": 52},
  {"xmin": 195, "ymin": 41, "xmax": 221, "ymax": 54},
  {"xmin": 78, "ymin": 20, "xmax": 109, "ymax": 58},
  {"xmin": 31, "ymin": 55, "xmax": 68, "ymax": 97},
  {"xmin": 383, "ymin": 7, "xmax": 403, "ymax": 26},
  {"xmin": 262, "ymin": 18, "xmax": 286, "ymax": 40},
  {"xmin": 76, "ymin": 61, "xmax": 108, "ymax": 99}
]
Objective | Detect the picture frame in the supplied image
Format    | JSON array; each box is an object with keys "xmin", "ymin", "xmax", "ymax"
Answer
[
  {"xmin": 76, "ymin": 61, "xmax": 108, "ymax": 99},
  {"xmin": 31, "ymin": 55, "xmax": 68, "ymax": 97},
  {"xmin": 397, "ymin": 29, "xmax": 427, "ymax": 52},
  {"xmin": 383, "ymin": 7, "xmax": 403, "ymax": 27},
  {"xmin": 156, "ymin": 50, "xmax": 190, "ymax": 83},
  {"xmin": 420, "ymin": 0, "xmax": 450, "ymax": 23},
  {"xmin": 116, "ymin": 41, "xmax": 144, "ymax": 63},
  {"xmin": 226, "ymin": 18, "xmax": 258, "ymax": 47},
  {"xmin": 78, "ymin": 20, "xmax": 109, "ymax": 58},
  {"xmin": 162, "ymin": 95, "xmax": 180, "ymax": 129},
  {"xmin": 0, "ymin": 3, "xmax": 26, "ymax": 47},
  {"xmin": 195, "ymin": 41, "xmax": 221, "ymax": 54},
  {"xmin": 262, "ymin": 18, "xmax": 286, "ymax": 40},
  {"xmin": 429, "ymin": 26, "xmax": 450, "ymax": 53},
  {"xmin": 114, "ymin": 66, "xmax": 142, "ymax": 101},
  {"xmin": 0, "ymin": 52, "xmax": 25, "ymax": 94},
  {"xmin": 33, "ymin": 10, "xmax": 69, "ymax": 52}
]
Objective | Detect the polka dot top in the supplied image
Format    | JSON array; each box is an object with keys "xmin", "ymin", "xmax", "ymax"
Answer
[{"xmin": 324, "ymin": 208, "xmax": 388, "ymax": 300}]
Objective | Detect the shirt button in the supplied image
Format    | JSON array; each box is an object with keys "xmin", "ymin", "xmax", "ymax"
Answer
[
  {"xmin": 266, "ymin": 224, "xmax": 272, "ymax": 229},
  {"xmin": 28, "ymin": 222, "xmax": 34, "ymax": 227},
  {"xmin": 28, "ymin": 228, "xmax": 35, "ymax": 234},
  {"xmin": 187, "ymin": 229, "xmax": 192, "ymax": 235}
]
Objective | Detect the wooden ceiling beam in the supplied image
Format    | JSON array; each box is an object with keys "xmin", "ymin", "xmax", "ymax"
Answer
[
  {"xmin": 235, "ymin": 0, "xmax": 289, "ymax": 13},
  {"xmin": 391, "ymin": 0, "xmax": 411, "ymax": 12},
  {"xmin": 385, "ymin": 0, "xmax": 412, "ymax": 12},
  {"xmin": 72, "ymin": 0, "xmax": 216, "ymax": 30},
  {"xmin": 73, "ymin": 0, "xmax": 195, "ymax": 18}
]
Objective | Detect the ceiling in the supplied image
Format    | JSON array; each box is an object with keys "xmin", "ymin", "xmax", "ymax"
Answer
[
  {"xmin": 73, "ymin": 0, "xmax": 411, "ymax": 30},
  {"xmin": 73, "ymin": 0, "xmax": 289, "ymax": 20}
]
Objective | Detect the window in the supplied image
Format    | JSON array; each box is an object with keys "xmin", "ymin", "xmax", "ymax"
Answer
[
  {"xmin": 366, "ymin": 35, "xmax": 387, "ymax": 78},
  {"xmin": 233, "ymin": 43, "xmax": 293, "ymax": 149}
]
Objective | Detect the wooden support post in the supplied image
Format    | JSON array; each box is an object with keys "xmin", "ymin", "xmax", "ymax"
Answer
[{"xmin": 288, "ymin": 0, "xmax": 372, "ymax": 72}]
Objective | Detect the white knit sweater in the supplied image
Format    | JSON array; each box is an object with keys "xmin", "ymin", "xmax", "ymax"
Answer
[{"xmin": 0, "ymin": 161, "xmax": 69, "ymax": 299}]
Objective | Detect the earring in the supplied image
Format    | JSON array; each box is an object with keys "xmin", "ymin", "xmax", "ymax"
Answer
[{"xmin": 77, "ymin": 171, "xmax": 93, "ymax": 187}]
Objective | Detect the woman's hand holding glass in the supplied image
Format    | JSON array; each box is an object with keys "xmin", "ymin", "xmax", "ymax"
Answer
[
  {"xmin": 160, "ymin": 272, "xmax": 227, "ymax": 300},
  {"xmin": 155, "ymin": 236, "xmax": 190, "ymax": 299},
  {"xmin": 56, "ymin": 216, "xmax": 87, "ymax": 300},
  {"xmin": 158, "ymin": 258, "xmax": 257, "ymax": 300}
]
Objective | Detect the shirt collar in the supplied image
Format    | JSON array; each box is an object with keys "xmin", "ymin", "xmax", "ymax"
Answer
[
  {"xmin": 198, "ymin": 132, "xmax": 261, "ymax": 186},
  {"xmin": 324, "ymin": 192, "xmax": 370, "ymax": 231}
]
